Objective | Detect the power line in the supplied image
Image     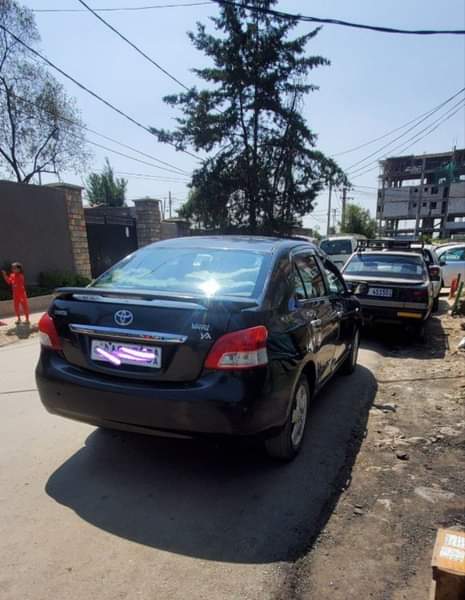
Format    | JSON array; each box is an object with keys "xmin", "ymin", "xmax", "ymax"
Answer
[
  {"xmin": 332, "ymin": 87, "xmax": 465, "ymax": 157},
  {"xmin": 8, "ymin": 91, "xmax": 191, "ymax": 176},
  {"xmin": 0, "ymin": 24, "xmax": 201, "ymax": 161},
  {"xmin": 114, "ymin": 171, "xmax": 190, "ymax": 182},
  {"xmin": 344, "ymin": 88, "xmax": 465, "ymax": 173},
  {"xmin": 350, "ymin": 100, "xmax": 465, "ymax": 180},
  {"xmin": 348, "ymin": 96, "xmax": 465, "ymax": 177},
  {"xmin": 213, "ymin": 0, "xmax": 465, "ymax": 35},
  {"xmin": 33, "ymin": 2, "xmax": 213, "ymax": 12},
  {"xmin": 77, "ymin": 0, "xmax": 190, "ymax": 91}
]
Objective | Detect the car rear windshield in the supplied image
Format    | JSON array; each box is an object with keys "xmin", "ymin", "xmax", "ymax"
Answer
[
  {"xmin": 320, "ymin": 239, "xmax": 353, "ymax": 255},
  {"xmin": 344, "ymin": 253, "xmax": 426, "ymax": 280},
  {"xmin": 94, "ymin": 246, "xmax": 267, "ymax": 298}
]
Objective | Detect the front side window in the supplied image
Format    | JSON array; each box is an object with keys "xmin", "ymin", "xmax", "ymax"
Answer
[
  {"xmin": 443, "ymin": 248, "xmax": 465, "ymax": 263},
  {"xmin": 294, "ymin": 255, "xmax": 326, "ymax": 298},
  {"xmin": 95, "ymin": 246, "xmax": 267, "ymax": 298},
  {"xmin": 344, "ymin": 253, "xmax": 426, "ymax": 280},
  {"xmin": 325, "ymin": 269, "xmax": 346, "ymax": 295}
]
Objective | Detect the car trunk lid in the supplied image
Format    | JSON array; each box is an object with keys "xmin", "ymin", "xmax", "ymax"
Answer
[{"xmin": 51, "ymin": 287, "xmax": 257, "ymax": 382}]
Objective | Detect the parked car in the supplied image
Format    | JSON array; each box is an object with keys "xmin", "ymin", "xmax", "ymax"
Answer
[
  {"xmin": 319, "ymin": 235, "xmax": 366, "ymax": 269},
  {"xmin": 418, "ymin": 245, "xmax": 442, "ymax": 311},
  {"xmin": 36, "ymin": 236, "xmax": 361, "ymax": 461},
  {"xmin": 341, "ymin": 240, "xmax": 435, "ymax": 336},
  {"xmin": 434, "ymin": 244, "xmax": 465, "ymax": 287}
]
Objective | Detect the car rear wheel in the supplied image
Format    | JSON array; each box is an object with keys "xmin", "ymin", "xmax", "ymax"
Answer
[
  {"xmin": 264, "ymin": 376, "xmax": 310, "ymax": 461},
  {"xmin": 341, "ymin": 327, "xmax": 360, "ymax": 375}
]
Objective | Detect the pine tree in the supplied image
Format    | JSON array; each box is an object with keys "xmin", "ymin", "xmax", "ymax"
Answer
[
  {"xmin": 153, "ymin": 0, "xmax": 346, "ymax": 234},
  {"xmin": 85, "ymin": 158, "xmax": 127, "ymax": 207}
]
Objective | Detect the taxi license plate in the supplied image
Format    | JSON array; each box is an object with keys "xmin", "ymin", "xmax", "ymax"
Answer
[
  {"xmin": 368, "ymin": 287, "xmax": 393, "ymax": 298},
  {"xmin": 91, "ymin": 340, "xmax": 161, "ymax": 368}
]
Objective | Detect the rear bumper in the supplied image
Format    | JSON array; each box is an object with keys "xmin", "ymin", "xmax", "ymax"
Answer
[
  {"xmin": 359, "ymin": 301, "xmax": 430, "ymax": 323},
  {"xmin": 36, "ymin": 350, "xmax": 292, "ymax": 438}
]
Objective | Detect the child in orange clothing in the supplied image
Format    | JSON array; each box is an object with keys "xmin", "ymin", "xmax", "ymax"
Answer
[{"xmin": 2, "ymin": 262, "xmax": 30, "ymax": 325}]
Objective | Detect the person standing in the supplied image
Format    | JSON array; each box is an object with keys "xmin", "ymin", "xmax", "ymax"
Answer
[{"xmin": 1, "ymin": 262, "xmax": 30, "ymax": 325}]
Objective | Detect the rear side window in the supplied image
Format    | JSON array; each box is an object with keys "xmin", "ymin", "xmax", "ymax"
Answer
[
  {"xmin": 294, "ymin": 255, "xmax": 326, "ymax": 298},
  {"xmin": 94, "ymin": 246, "xmax": 267, "ymax": 298},
  {"xmin": 320, "ymin": 239, "xmax": 353, "ymax": 256}
]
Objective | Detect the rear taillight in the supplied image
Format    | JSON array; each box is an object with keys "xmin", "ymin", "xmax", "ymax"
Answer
[
  {"xmin": 411, "ymin": 289, "xmax": 428, "ymax": 301},
  {"xmin": 38, "ymin": 313, "xmax": 62, "ymax": 350},
  {"xmin": 428, "ymin": 266, "xmax": 441, "ymax": 281},
  {"xmin": 204, "ymin": 326, "xmax": 268, "ymax": 370}
]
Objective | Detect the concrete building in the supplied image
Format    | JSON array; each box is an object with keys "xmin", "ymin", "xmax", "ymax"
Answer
[{"xmin": 376, "ymin": 148, "xmax": 465, "ymax": 238}]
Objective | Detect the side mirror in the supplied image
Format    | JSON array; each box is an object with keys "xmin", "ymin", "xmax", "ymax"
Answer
[
  {"xmin": 439, "ymin": 259, "xmax": 446, "ymax": 267},
  {"xmin": 429, "ymin": 265, "xmax": 441, "ymax": 282},
  {"xmin": 354, "ymin": 283, "xmax": 368, "ymax": 295}
]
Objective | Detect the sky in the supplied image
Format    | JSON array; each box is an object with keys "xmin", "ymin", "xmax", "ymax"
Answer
[{"xmin": 14, "ymin": 0, "xmax": 465, "ymax": 232}]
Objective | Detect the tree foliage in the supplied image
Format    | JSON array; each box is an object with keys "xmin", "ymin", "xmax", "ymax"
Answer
[
  {"xmin": 340, "ymin": 203, "xmax": 377, "ymax": 238},
  {"xmin": 0, "ymin": 0, "xmax": 89, "ymax": 183},
  {"xmin": 85, "ymin": 158, "xmax": 127, "ymax": 207},
  {"xmin": 154, "ymin": 0, "xmax": 346, "ymax": 234}
]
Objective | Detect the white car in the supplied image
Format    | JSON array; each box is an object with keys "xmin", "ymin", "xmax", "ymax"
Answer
[
  {"xmin": 435, "ymin": 244, "xmax": 465, "ymax": 287},
  {"xmin": 319, "ymin": 235, "xmax": 366, "ymax": 269}
]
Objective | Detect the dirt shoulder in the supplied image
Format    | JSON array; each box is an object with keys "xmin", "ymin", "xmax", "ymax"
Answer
[{"xmin": 281, "ymin": 302, "xmax": 465, "ymax": 599}]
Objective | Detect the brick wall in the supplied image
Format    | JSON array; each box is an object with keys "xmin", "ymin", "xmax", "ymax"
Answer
[
  {"xmin": 134, "ymin": 199, "xmax": 162, "ymax": 247},
  {"xmin": 48, "ymin": 183, "xmax": 92, "ymax": 279}
]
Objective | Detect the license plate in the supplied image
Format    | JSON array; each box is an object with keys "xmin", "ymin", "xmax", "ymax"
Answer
[
  {"xmin": 91, "ymin": 340, "xmax": 161, "ymax": 368},
  {"xmin": 368, "ymin": 287, "xmax": 393, "ymax": 298}
]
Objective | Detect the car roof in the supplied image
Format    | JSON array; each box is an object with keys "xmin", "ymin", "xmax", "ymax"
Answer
[{"xmin": 149, "ymin": 235, "xmax": 317, "ymax": 254}]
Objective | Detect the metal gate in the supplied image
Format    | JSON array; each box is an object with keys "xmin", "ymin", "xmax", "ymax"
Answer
[{"xmin": 86, "ymin": 213, "xmax": 138, "ymax": 278}]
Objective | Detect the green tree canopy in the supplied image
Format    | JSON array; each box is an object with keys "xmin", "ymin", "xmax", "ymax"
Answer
[
  {"xmin": 340, "ymin": 203, "xmax": 377, "ymax": 238},
  {"xmin": 154, "ymin": 0, "xmax": 346, "ymax": 235},
  {"xmin": 85, "ymin": 158, "xmax": 127, "ymax": 207}
]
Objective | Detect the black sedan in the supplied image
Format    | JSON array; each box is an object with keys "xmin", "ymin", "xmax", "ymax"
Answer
[{"xmin": 36, "ymin": 236, "xmax": 361, "ymax": 460}]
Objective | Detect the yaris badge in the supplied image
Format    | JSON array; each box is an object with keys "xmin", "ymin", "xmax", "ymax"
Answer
[{"xmin": 114, "ymin": 309, "xmax": 134, "ymax": 326}]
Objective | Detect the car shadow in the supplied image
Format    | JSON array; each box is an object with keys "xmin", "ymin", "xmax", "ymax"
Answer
[
  {"xmin": 360, "ymin": 299, "xmax": 448, "ymax": 360},
  {"xmin": 45, "ymin": 365, "xmax": 377, "ymax": 565}
]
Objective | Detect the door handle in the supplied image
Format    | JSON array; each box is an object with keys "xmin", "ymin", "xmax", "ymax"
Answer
[
  {"xmin": 311, "ymin": 319, "xmax": 322, "ymax": 327},
  {"xmin": 336, "ymin": 311, "xmax": 343, "ymax": 319}
]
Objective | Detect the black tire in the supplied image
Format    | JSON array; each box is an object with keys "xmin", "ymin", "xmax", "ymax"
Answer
[
  {"xmin": 432, "ymin": 297, "xmax": 439, "ymax": 312},
  {"xmin": 340, "ymin": 327, "xmax": 360, "ymax": 375},
  {"xmin": 264, "ymin": 376, "xmax": 310, "ymax": 461}
]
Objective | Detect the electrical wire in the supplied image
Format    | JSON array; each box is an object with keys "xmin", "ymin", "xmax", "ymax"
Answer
[
  {"xmin": 332, "ymin": 87, "xmax": 465, "ymax": 157},
  {"xmin": 348, "ymin": 96, "xmax": 465, "ymax": 177},
  {"xmin": 33, "ymin": 2, "xmax": 213, "ymax": 12},
  {"xmin": 343, "ymin": 88, "xmax": 465, "ymax": 173},
  {"xmin": 350, "ymin": 100, "xmax": 465, "ymax": 180},
  {"xmin": 0, "ymin": 24, "xmax": 201, "ymax": 161},
  {"xmin": 77, "ymin": 0, "xmax": 190, "ymax": 91},
  {"xmin": 8, "ymin": 91, "xmax": 191, "ymax": 176},
  {"xmin": 213, "ymin": 0, "xmax": 465, "ymax": 35}
]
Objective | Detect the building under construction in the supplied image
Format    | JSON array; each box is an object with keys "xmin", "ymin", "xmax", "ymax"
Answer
[{"xmin": 376, "ymin": 148, "xmax": 465, "ymax": 238}]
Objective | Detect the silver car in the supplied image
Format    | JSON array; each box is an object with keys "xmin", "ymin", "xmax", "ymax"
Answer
[{"xmin": 435, "ymin": 244, "xmax": 465, "ymax": 287}]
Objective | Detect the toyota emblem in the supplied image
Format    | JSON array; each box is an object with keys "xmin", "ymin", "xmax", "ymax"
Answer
[{"xmin": 114, "ymin": 309, "xmax": 134, "ymax": 327}]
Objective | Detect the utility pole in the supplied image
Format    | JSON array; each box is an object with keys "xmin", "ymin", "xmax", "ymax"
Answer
[
  {"xmin": 341, "ymin": 186, "xmax": 347, "ymax": 229},
  {"xmin": 326, "ymin": 183, "xmax": 333, "ymax": 236},
  {"xmin": 169, "ymin": 190, "xmax": 172, "ymax": 219},
  {"xmin": 332, "ymin": 208, "xmax": 337, "ymax": 231}
]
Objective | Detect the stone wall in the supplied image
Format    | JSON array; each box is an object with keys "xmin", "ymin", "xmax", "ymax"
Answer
[{"xmin": 134, "ymin": 199, "xmax": 162, "ymax": 247}]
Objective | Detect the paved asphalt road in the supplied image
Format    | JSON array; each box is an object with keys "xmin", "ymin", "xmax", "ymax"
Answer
[{"xmin": 0, "ymin": 339, "xmax": 380, "ymax": 600}]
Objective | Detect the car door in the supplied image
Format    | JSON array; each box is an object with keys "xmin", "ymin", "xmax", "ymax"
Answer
[
  {"xmin": 439, "ymin": 247, "xmax": 465, "ymax": 287},
  {"xmin": 319, "ymin": 258, "xmax": 352, "ymax": 364},
  {"xmin": 293, "ymin": 252, "xmax": 339, "ymax": 381}
]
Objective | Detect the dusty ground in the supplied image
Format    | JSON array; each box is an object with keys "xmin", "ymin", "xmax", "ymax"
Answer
[
  {"xmin": 0, "ymin": 299, "xmax": 464, "ymax": 599},
  {"xmin": 279, "ymin": 300, "xmax": 465, "ymax": 599}
]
